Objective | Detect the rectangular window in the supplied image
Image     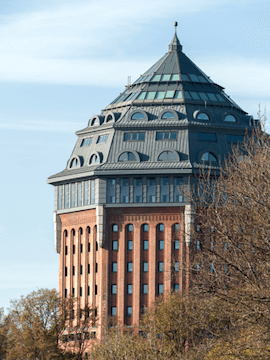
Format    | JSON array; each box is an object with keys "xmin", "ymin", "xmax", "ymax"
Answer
[
  {"xmin": 160, "ymin": 177, "xmax": 169, "ymax": 202},
  {"xmin": 65, "ymin": 267, "xmax": 68, "ymax": 277},
  {"xmin": 112, "ymin": 262, "xmax": 117, "ymax": 272},
  {"xmin": 111, "ymin": 284, "xmax": 117, "ymax": 294},
  {"xmin": 120, "ymin": 178, "xmax": 129, "ymax": 203},
  {"xmin": 133, "ymin": 178, "xmax": 142, "ymax": 203},
  {"xmin": 127, "ymin": 284, "xmax": 132, "ymax": 295},
  {"xmin": 88, "ymin": 286, "xmax": 90, "ymax": 296},
  {"xmin": 111, "ymin": 306, "xmax": 117, "ymax": 316},
  {"xmin": 64, "ymin": 184, "xmax": 69, "ymax": 208},
  {"xmin": 226, "ymin": 134, "xmax": 244, "ymax": 143},
  {"xmin": 97, "ymin": 134, "xmax": 109, "ymax": 143},
  {"xmin": 95, "ymin": 285, "xmax": 97, "ymax": 295},
  {"xmin": 143, "ymin": 240, "xmax": 149, "ymax": 250},
  {"xmin": 95, "ymin": 263, "xmax": 98, "ymax": 273},
  {"xmin": 107, "ymin": 179, "xmax": 116, "ymax": 203},
  {"xmin": 143, "ymin": 262, "xmax": 148, "ymax": 272},
  {"xmin": 80, "ymin": 265, "xmax": 83, "ymax": 275},
  {"xmin": 197, "ymin": 240, "xmax": 201, "ymax": 250},
  {"xmin": 174, "ymin": 261, "xmax": 179, "ymax": 272},
  {"xmin": 72, "ymin": 266, "xmax": 75, "ymax": 276},
  {"xmin": 88, "ymin": 264, "xmax": 90, "ymax": 274},
  {"xmin": 159, "ymin": 240, "xmax": 164, "ymax": 250},
  {"xmin": 156, "ymin": 131, "xmax": 177, "ymax": 140},
  {"xmin": 158, "ymin": 262, "xmax": 164, "ymax": 272},
  {"xmin": 65, "ymin": 289, "xmax": 67, "ymax": 298},
  {"xmin": 127, "ymin": 240, "xmax": 133, "ymax": 250},
  {"xmin": 77, "ymin": 182, "xmax": 82, "ymax": 206},
  {"xmin": 174, "ymin": 178, "xmax": 182, "ymax": 202},
  {"xmin": 65, "ymin": 246, "xmax": 68, "ymax": 255},
  {"xmin": 84, "ymin": 181, "xmax": 89, "ymax": 205},
  {"xmin": 174, "ymin": 284, "xmax": 179, "ymax": 292},
  {"xmin": 58, "ymin": 186, "xmax": 63, "ymax": 210},
  {"xmin": 174, "ymin": 240, "xmax": 180, "ymax": 250},
  {"xmin": 90, "ymin": 180, "xmax": 95, "ymax": 204},
  {"xmin": 127, "ymin": 306, "xmax": 132, "ymax": 317},
  {"xmin": 81, "ymin": 137, "xmax": 93, "ymax": 147},
  {"xmin": 147, "ymin": 177, "xmax": 156, "ymax": 202},
  {"xmin": 124, "ymin": 132, "xmax": 145, "ymax": 141},
  {"xmin": 142, "ymin": 284, "xmax": 148, "ymax": 294},
  {"xmin": 71, "ymin": 183, "xmax": 75, "ymax": 207},
  {"xmin": 73, "ymin": 245, "xmax": 75, "ymax": 254},
  {"xmin": 112, "ymin": 241, "xmax": 118, "ymax": 251},
  {"xmin": 80, "ymin": 287, "xmax": 82, "ymax": 297},
  {"xmin": 198, "ymin": 133, "xmax": 217, "ymax": 142},
  {"xmin": 127, "ymin": 262, "xmax": 133, "ymax": 272},
  {"xmin": 88, "ymin": 242, "xmax": 90, "ymax": 252},
  {"xmin": 158, "ymin": 284, "xmax": 164, "ymax": 294},
  {"xmin": 80, "ymin": 244, "xmax": 83, "ymax": 253}
]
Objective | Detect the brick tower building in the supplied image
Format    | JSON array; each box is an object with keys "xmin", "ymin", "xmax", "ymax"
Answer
[{"xmin": 47, "ymin": 26, "xmax": 256, "ymax": 340}]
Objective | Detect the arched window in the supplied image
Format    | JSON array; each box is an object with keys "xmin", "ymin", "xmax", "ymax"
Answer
[
  {"xmin": 70, "ymin": 158, "xmax": 79, "ymax": 168},
  {"xmin": 118, "ymin": 152, "xmax": 136, "ymax": 162},
  {"xmin": 71, "ymin": 229, "xmax": 75, "ymax": 236},
  {"xmin": 173, "ymin": 223, "xmax": 180, "ymax": 232},
  {"xmin": 64, "ymin": 230, "xmax": 68, "ymax": 237},
  {"xmin": 131, "ymin": 112, "xmax": 144, "ymax": 120},
  {"xmin": 127, "ymin": 224, "xmax": 133, "ymax": 232},
  {"xmin": 197, "ymin": 112, "xmax": 209, "ymax": 120},
  {"xmin": 158, "ymin": 151, "xmax": 176, "ymax": 161},
  {"xmin": 142, "ymin": 224, "xmax": 149, "ymax": 232},
  {"xmin": 79, "ymin": 227, "xmax": 83, "ymax": 235},
  {"xmin": 91, "ymin": 117, "xmax": 99, "ymax": 126},
  {"xmin": 87, "ymin": 226, "xmax": 91, "ymax": 234},
  {"xmin": 90, "ymin": 154, "xmax": 99, "ymax": 164},
  {"xmin": 112, "ymin": 224, "xmax": 118, "ymax": 232},
  {"xmin": 201, "ymin": 152, "xmax": 218, "ymax": 162},
  {"xmin": 224, "ymin": 115, "xmax": 236, "ymax": 122},
  {"xmin": 106, "ymin": 114, "xmax": 113, "ymax": 122},
  {"xmin": 161, "ymin": 111, "xmax": 175, "ymax": 119}
]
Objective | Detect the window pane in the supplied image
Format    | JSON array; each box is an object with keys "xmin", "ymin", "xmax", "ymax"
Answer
[
  {"xmin": 112, "ymin": 224, "xmax": 118, "ymax": 232},
  {"xmin": 128, "ymin": 240, "xmax": 133, "ymax": 250},
  {"xmin": 161, "ymin": 177, "xmax": 169, "ymax": 202},
  {"xmin": 174, "ymin": 90, "xmax": 183, "ymax": 99},
  {"xmin": 159, "ymin": 240, "xmax": 164, "ymax": 250},
  {"xmin": 145, "ymin": 92, "xmax": 156, "ymax": 100},
  {"xmin": 143, "ymin": 262, "xmax": 148, "ymax": 272},
  {"xmin": 84, "ymin": 181, "xmax": 89, "ymax": 205},
  {"xmin": 77, "ymin": 182, "xmax": 82, "ymax": 206},
  {"xmin": 143, "ymin": 224, "xmax": 149, "ymax": 232},
  {"xmin": 155, "ymin": 91, "xmax": 165, "ymax": 99},
  {"xmin": 147, "ymin": 178, "xmax": 156, "ymax": 202},
  {"xmin": 174, "ymin": 178, "xmax": 182, "ymax": 202},
  {"xmin": 171, "ymin": 74, "xmax": 180, "ymax": 81},
  {"xmin": 127, "ymin": 262, "xmax": 133, "ymax": 272},
  {"xmin": 58, "ymin": 186, "xmax": 63, "ymax": 210},
  {"xmin": 127, "ymin": 284, "xmax": 132, "ymax": 294},
  {"xmin": 161, "ymin": 111, "xmax": 175, "ymax": 119},
  {"xmin": 71, "ymin": 184, "xmax": 75, "ymax": 207},
  {"xmin": 134, "ymin": 178, "xmax": 142, "ymax": 203},
  {"xmin": 112, "ymin": 241, "xmax": 118, "ymax": 251},
  {"xmin": 161, "ymin": 74, "xmax": 170, "ymax": 81},
  {"xmin": 158, "ymin": 284, "xmax": 163, "ymax": 294},
  {"xmin": 158, "ymin": 262, "xmax": 164, "ymax": 272},
  {"xmin": 127, "ymin": 306, "xmax": 132, "ymax": 317},
  {"xmin": 111, "ymin": 307, "xmax": 117, "ymax": 316},
  {"xmin": 142, "ymin": 284, "xmax": 148, "ymax": 294},
  {"xmin": 107, "ymin": 179, "xmax": 116, "ymax": 203},
  {"xmin": 112, "ymin": 262, "xmax": 117, "ymax": 272},
  {"xmin": 165, "ymin": 90, "xmax": 175, "ymax": 98},
  {"xmin": 174, "ymin": 262, "xmax": 179, "ymax": 272},
  {"xmin": 143, "ymin": 240, "xmax": 149, "ymax": 250},
  {"xmin": 174, "ymin": 240, "xmax": 180, "ymax": 250},
  {"xmin": 120, "ymin": 178, "xmax": 129, "ymax": 203},
  {"xmin": 174, "ymin": 284, "xmax": 179, "ymax": 292},
  {"xmin": 90, "ymin": 180, "xmax": 95, "ymax": 204},
  {"xmin": 128, "ymin": 224, "xmax": 133, "ymax": 232},
  {"xmin": 111, "ymin": 285, "xmax": 117, "ymax": 294},
  {"xmin": 156, "ymin": 132, "xmax": 163, "ymax": 140}
]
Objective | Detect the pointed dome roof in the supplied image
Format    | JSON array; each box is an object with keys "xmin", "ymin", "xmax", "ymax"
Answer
[{"xmin": 106, "ymin": 29, "xmax": 244, "ymax": 113}]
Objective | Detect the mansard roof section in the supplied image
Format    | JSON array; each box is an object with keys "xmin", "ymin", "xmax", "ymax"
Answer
[{"xmin": 105, "ymin": 33, "xmax": 245, "ymax": 114}]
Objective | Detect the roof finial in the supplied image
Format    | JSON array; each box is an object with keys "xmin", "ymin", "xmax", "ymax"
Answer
[{"xmin": 169, "ymin": 21, "xmax": 182, "ymax": 52}]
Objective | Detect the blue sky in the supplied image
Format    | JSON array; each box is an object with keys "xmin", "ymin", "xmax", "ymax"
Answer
[{"xmin": 1, "ymin": 0, "xmax": 269, "ymax": 311}]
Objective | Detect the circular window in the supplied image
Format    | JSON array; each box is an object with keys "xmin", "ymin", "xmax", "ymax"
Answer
[
  {"xmin": 118, "ymin": 152, "xmax": 136, "ymax": 162},
  {"xmin": 224, "ymin": 115, "xmax": 236, "ymax": 122},
  {"xmin": 131, "ymin": 112, "xmax": 144, "ymax": 120},
  {"xmin": 70, "ymin": 158, "xmax": 79, "ymax": 168},
  {"xmin": 161, "ymin": 111, "xmax": 175, "ymax": 119},
  {"xmin": 90, "ymin": 154, "xmax": 99, "ymax": 164},
  {"xmin": 197, "ymin": 112, "xmax": 209, "ymax": 120},
  {"xmin": 201, "ymin": 152, "xmax": 218, "ymax": 162},
  {"xmin": 158, "ymin": 151, "xmax": 177, "ymax": 161}
]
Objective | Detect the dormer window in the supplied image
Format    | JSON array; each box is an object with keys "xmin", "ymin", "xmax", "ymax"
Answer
[
  {"xmin": 158, "ymin": 151, "xmax": 177, "ymax": 161},
  {"xmin": 197, "ymin": 113, "xmax": 209, "ymax": 120},
  {"xmin": 201, "ymin": 152, "xmax": 218, "ymax": 162},
  {"xmin": 118, "ymin": 152, "xmax": 136, "ymax": 162},
  {"xmin": 70, "ymin": 158, "xmax": 79, "ymax": 168},
  {"xmin": 131, "ymin": 112, "xmax": 144, "ymax": 120},
  {"xmin": 224, "ymin": 115, "xmax": 237, "ymax": 122},
  {"xmin": 91, "ymin": 118, "xmax": 98, "ymax": 126},
  {"xmin": 81, "ymin": 138, "xmax": 92, "ymax": 147},
  {"xmin": 97, "ymin": 134, "xmax": 109, "ymax": 144},
  {"xmin": 161, "ymin": 111, "xmax": 175, "ymax": 119},
  {"xmin": 90, "ymin": 154, "xmax": 99, "ymax": 164}
]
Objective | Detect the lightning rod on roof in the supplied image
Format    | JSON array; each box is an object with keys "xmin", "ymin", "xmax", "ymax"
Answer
[{"xmin": 174, "ymin": 21, "xmax": 178, "ymax": 34}]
